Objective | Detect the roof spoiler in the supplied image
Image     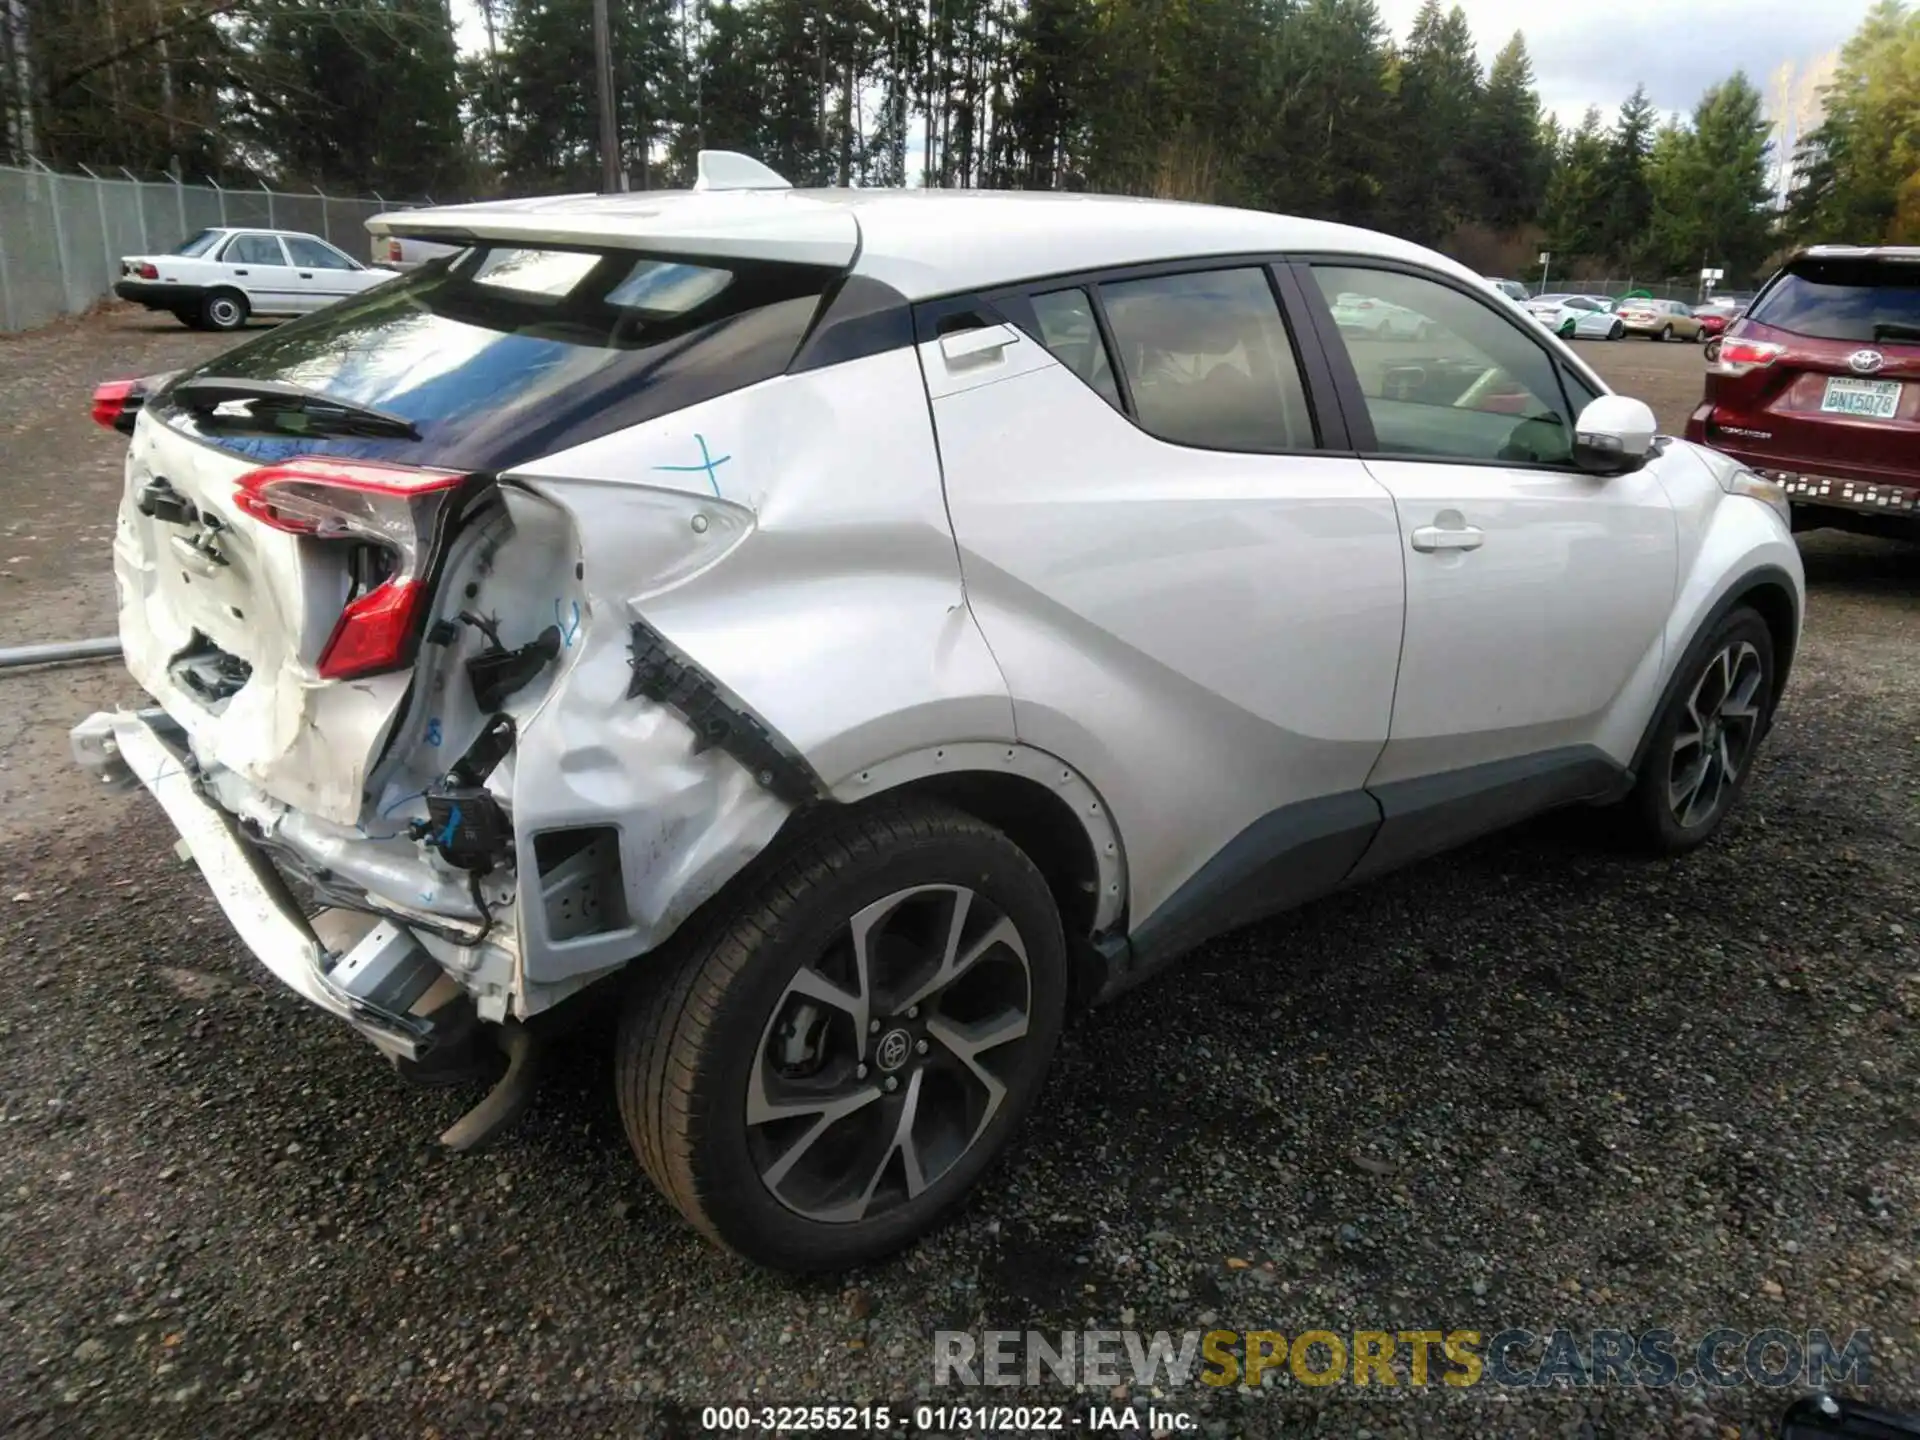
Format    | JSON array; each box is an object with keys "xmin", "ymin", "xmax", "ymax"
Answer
[{"xmin": 693, "ymin": 151, "xmax": 792, "ymax": 192}]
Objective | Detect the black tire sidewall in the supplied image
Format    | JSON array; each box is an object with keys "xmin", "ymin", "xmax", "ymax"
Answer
[
  {"xmin": 643, "ymin": 812, "xmax": 1068, "ymax": 1270},
  {"xmin": 1632, "ymin": 608, "xmax": 1776, "ymax": 851}
]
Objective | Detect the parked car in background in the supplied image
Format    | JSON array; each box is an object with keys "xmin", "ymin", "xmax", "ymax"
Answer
[
  {"xmin": 1524, "ymin": 293, "xmax": 1626, "ymax": 340},
  {"xmin": 1695, "ymin": 294, "xmax": 1752, "ymax": 339},
  {"xmin": 1329, "ymin": 290, "xmax": 1437, "ymax": 338},
  {"xmin": 1687, "ymin": 245, "xmax": 1920, "ymax": 536},
  {"xmin": 75, "ymin": 156, "xmax": 1804, "ymax": 1271},
  {"xmin": 1483, "ymin": 276, "xmax": 1530, "ymax": 303},
  {"xmin": 370, "ymin": 233, "xmax": 466, "ymax": 271},
  {"xmin": 1616, "ymin": 297, "xmax": 1704, "ymax": 342},
  {"xmin": 114, "ymin": 227, "xmax": 395, "ymax": 330}
]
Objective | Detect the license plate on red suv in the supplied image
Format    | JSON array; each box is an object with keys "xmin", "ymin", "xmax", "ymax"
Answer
[{"xmin": 1821, "ymin": 376, "xmax": 1902, "ymax": 418}]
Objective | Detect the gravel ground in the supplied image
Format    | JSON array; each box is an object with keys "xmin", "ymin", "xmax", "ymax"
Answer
[{"xmin": 2, "ymin": 313, "xmax": 1917, "ymax": 1439}]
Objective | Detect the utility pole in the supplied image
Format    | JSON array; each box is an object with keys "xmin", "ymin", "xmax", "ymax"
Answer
[{"xmin": 592, "ymin": 0, "xmax": 623, "ymax": 192}]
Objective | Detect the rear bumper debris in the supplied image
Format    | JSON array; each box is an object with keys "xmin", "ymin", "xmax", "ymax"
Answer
[{"xmin": 70, "ymin": 708, "xmax": 478, "ymax": 1063}]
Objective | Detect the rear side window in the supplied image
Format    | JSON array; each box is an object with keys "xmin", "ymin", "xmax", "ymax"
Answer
[
  {"xmin": 225, "ymin": 234, "xmax": 286, "ymax": 266},
  {"xmin": 1099, "ymin": 267, "xmax": 1315, "ymax": 452},
  {"xmin": 157, "ymin": 244, "xmax": 837, "ymax": 471},
  {"xmin": 1029, "ymin": 288, "xmax": 1122, "ymax": 410},
  {"xmin": 1750, "ymin": 259, "xmax": 1920, "ymax": 343},
  {"xmin": 285, "ymin": 236, "xmax": 355, "ymax": 270}
]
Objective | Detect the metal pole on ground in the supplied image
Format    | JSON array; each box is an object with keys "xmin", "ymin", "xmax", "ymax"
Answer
[{"xmin": 0, "ymin": 638, "xmax": 121, "ymax": 671}]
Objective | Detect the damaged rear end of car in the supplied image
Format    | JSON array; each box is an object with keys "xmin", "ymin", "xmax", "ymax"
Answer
[{"xmin": 73, "ymin": 208, "xmax": 869, "ymax": 1139}]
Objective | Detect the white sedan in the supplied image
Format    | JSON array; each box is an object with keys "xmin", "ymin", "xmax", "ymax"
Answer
[
  {"xmin": 1524, "ymin": 292, "xmax": 1627, "ymax": 341},
  {"xmin": 114, "ymin": 227, "xmax": 395, "ymax": 331}
]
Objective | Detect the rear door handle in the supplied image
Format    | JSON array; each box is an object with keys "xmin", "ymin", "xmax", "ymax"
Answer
[
  {"xmin": 233, "ymin": 268, "xmax": 248, "ymax": 275},
  {"xmin": 1411, "ymin": 523, "xmax": 1485, "ymax": 552},
  {"xmin": 940, "ymin": 323, "xmax": 1022, "ymax": 366}
]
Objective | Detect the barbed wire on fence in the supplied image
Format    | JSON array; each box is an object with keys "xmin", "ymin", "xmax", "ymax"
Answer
[{"xmin": 0, "ymin": 160, "xmax": 438, "ymax": 333}]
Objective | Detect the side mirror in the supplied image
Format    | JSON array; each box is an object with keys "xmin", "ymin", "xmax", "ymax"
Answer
[{"xmin": 1573, "ymin": 395, "xmax": 1659, "ymax": 476}]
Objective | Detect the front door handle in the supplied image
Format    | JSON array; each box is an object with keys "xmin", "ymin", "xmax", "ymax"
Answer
[
  {"xmin": 298, "ymin": 271, "xmax": 312, "ymax": 278},
  {"xmin": 1411, "ymin": 522, "xmax": 1485, "ymax": 553}
]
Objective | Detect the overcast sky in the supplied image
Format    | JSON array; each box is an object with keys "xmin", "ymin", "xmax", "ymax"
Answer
[{"xmin": 1375, "ymin": 0, "xmax": 1870, "ymax": 127}]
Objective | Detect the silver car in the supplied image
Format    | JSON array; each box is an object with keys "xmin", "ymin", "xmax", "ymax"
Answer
[
  {"xmin": 74, "ymin": 153, "xmax": 1804, "ymax": 1271},
  {"xmin": 1525, "ymin": 293, "xmax": 1627, "ymax": 340}
]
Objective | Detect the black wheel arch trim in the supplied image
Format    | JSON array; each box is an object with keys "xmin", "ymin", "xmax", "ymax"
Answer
[{"xmin": 1626, "ymin": 564, "xmax": 1800, "ymax": 785}]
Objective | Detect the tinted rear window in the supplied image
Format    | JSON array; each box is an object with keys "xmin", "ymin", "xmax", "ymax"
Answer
[
  {"xmin": 155, "ymin": 244, "xmax": 838, "ymax": 470},
  {"xmin": 1750, "ymin": 260, "xmax": 1920, "ymax": 343}
]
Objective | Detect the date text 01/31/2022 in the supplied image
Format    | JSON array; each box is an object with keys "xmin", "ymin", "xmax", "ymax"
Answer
[{"xmin": 699, "ymin": 1403, "xmax": 1196, "ymax": 1432}]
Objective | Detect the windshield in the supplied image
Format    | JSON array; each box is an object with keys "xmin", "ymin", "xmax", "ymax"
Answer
[
  {"xmin": 172, "ymin": 229, "xmax": 222, "ymax": 257},
  {"xmin": 1750, "ymin": 260, "xmax": 1920, "ymax": 343},
  {"xmin": 155, "ymin": 244, "xmax": 837, "ymax": 470}
]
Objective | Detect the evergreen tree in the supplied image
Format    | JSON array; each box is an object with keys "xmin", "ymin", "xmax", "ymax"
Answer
[
  {"xmin": 230, "ymin": 0, "xmax": 465, "ymax": 195},
  {"xmin": 1471, "ymin": 32, "xmax": 1546, "ymax": 230},
  {"xmin": 1540, "ymin": 106, "xmax": 1610, "ymax": 262},
  {"xmin": 1646, "ymin": 73, "xmax": 1775, "ymax": 279},
  {"xmin": 1597, "ymin": 84, "xmax": 1656, "ymax": 266},
  {"xmin": 1788, "ymin": 0, "xmax": 1920, "ymax": 243},
  {"xmin": 1390, "ymin": 0, "xmax": 1482, "ymax": 244}
]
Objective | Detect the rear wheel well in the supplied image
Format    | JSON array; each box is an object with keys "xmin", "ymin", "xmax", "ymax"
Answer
[{"xmin": 863, "ymin": 771, "xmax": 1107, "ymax": 1004}]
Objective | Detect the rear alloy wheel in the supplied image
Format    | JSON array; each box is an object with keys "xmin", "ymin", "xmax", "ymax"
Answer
[
  {"xmin": 1625, "ymin": 607, "xmax": 1775, "ymax": 854},
  {"xmin": 201, "ymin": 290, "xmax": 248, "ymax": 331},
  {"xmin": 617, "ymin": 802, "xmax": 1068, "ymax": 1270}
]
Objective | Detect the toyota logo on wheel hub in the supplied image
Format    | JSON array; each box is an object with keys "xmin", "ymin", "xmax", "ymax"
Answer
[{"xmin": 875, "ymin": 1028, "xmax": 913, "ymax": 1073}]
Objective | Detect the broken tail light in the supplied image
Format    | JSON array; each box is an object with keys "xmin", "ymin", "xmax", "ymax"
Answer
[
  {"xmin": 1711, "ymin": 339, "xmax": 1787, "ymax": 377},
  {"xmin": 92, "ymin": 372, "xmax": 175, "ymax": 433},
  {"xmin": 234, "ymin": 457, "xmax": 468, "ymax": 680},
  {"xmin": 91, "ymin": 379, "xmax": 139, "ymax": 431}
]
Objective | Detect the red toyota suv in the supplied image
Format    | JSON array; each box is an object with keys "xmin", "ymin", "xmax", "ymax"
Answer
[{"xmin": 1687, "ymin": 246, "xmax": 1920, "ymax": 536}]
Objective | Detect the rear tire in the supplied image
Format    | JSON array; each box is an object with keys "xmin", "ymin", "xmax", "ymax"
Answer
[
  {"xmin": 1609, "ymin": 321, "xmax": 1625, "ymax": 341},
  {"xmin": 200, "ymin": 290, "xmax": 247, "ymax": 331},
  {"xmin": 1621, "ymin": 607, "xmax": 1776, "ymax": 855},
  {"xmin": 616, "ymin": 801, "xmax": 1069, "ymax": 1271},
  {"xmin": 1658, "ymin": 323, "xmax": 1675, "ymax": 343}
]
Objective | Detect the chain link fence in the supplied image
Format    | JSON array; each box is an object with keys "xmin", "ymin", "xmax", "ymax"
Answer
[
  {"xmin": 0, "ymin": 162, "xmax": 433, "ymax": 333},
  {"xmin": 1525, "ymin": 278, "xmax": 1736, "ymax": 305}
]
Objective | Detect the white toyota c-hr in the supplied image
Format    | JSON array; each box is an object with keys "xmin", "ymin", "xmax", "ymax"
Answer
[{"xmin": 74, "ymin": 153, "xmax": 1803, "ymax": 1271}]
